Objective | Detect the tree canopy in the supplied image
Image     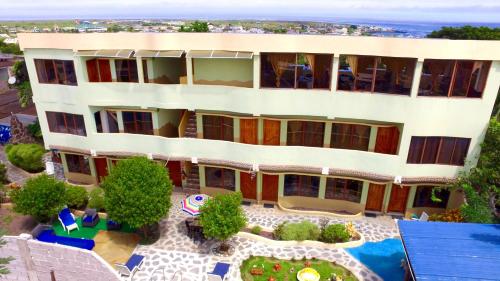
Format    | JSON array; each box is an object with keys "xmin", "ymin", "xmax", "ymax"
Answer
[
  {"xmin": 0, "ymin": 39, "xmax": 21, "ymax": 55},
  {"xmin": 102, "ymin": 157, "xmax": 173, "ymax": 237},
  {"xmin": 10, "ymin": 61, "xmax": 32, "ymax": 108},
  {"xmin": 179, "ymin": 21, "xmax": 209, "ymax": 32},
  {"xmin": 427, "ymin": 25, "xmax": 500, "ymax": 40}
]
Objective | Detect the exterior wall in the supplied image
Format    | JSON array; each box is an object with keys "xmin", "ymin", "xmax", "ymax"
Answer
[
  {"xmin": 19, "ymin": 34, "xmax": 500, "ymax": 214},
  {"xmin": 0, "ymin": 235, "xmax": 120, "ymax": 281},
  {"xmin": 193, "ymin": 58, "xmax": 253, "ymax": 86}
]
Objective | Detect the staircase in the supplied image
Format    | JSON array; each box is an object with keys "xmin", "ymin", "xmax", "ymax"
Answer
[
  {"xmin": 183, "ymin": 111, "xmax": 197, "ymax": 138},
  {"xmin": 184, "ymin": 164, "xmax": 200, "ymax": 193}
]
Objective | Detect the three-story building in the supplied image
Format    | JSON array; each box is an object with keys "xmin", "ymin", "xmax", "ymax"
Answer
[{"xmin": 18, "ymin": 33, "xmax": 500, "ymax": 217}]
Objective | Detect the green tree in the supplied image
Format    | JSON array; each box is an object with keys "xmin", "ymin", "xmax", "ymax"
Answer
[
  {"xmin": 9, "ymin": 61, "xmax": 32, "ymax": 108},
  {"xmin": 199, "ymin": 192, "xmax": 247, "ymax": 252},
  {"xmin": 179, "ymin": 21, "xmax": 209, "ymax": 32},
  {"xmin": 102, "ymin": 157, "xmax": 172, "ymax": 239},
  {"xmin": 107, "ymin": 24, "xmax": 124, "ymax": 33},
  {"xmin": 5, "ymin": 144, "xmax": 45, "ymax": 173},
  {"xmin": 0, "ymin": 39, "xmax": 22, "ymax": 55},
  {"xmin": 10, "ymin": 175, "xmax": 66, "ymax": 222},
  {"xmin": 427, "ymin": 25, "xmax": 500, "ymax": 40},
  {"xmin": 0, "ymin": 228, "xmax": 14, "ymax": 275}
]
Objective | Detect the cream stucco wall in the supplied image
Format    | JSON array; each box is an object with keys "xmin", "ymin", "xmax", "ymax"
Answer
[{"xmin": 20, "ymin": 35, "xmax": 500, "ymax": 190}]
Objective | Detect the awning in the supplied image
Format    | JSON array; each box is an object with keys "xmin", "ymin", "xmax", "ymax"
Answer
[
  {"xmin": 398, "ymin": 220, "xmax": 500, "ymax": 281},
  {"xmin": 75, "ymin": 49, "xmax": 134, "ymax": 58},
  {"xmin": 187, "ymin": 50, "xmax": 253, "ymax": 59},
  {"xmin": 134, "ymin": 50, "xmax": 185, "ymax": 58}
]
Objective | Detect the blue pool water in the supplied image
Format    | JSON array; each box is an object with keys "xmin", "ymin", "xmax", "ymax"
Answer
[{"xmin": 346, "ymin": 238, "xmax": 405, "ymax": 281}]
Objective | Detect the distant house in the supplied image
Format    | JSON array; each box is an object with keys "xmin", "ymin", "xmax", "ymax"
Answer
[{"xmin": 77, "ymin": 22, "xmax": 107, "ymax": 33}]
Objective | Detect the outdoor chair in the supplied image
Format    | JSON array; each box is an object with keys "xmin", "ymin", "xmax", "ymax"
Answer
[
  {"xmin": 115, "ymin": 254, "xmax": 145, "ymax": 277},
  {"xmin": 207, "ymin": 262, "xmax": 230, "ymax": 281},
  {"xmin": 411, "ymin": 212, "xmax": 429, "ymax": 222},
  {"xmin": 82, "ymin": 208, "xmax": 99, "ymax": 228},
  {"xmin": 58, "ymin": 207, "xmax": 79, "ymax": 234}
]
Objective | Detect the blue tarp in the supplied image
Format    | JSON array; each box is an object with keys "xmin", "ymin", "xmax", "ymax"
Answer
[
  {"xmin": 398, "ymin": 220, "xmax": 500, "ymax": 281},
  {"xmin": 0, "ymin": 125, "xmax": 11, "ymax": 144}
]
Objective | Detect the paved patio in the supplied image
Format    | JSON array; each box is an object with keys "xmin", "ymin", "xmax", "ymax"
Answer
[{"xmin": 129, "ymin": 193, "xmax": 399, "ymax": 281}]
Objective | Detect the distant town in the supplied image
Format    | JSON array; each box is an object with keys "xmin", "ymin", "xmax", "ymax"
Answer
[{"xmin": 0, "ymin": 19, "xmax": 415, "ymax": 44}]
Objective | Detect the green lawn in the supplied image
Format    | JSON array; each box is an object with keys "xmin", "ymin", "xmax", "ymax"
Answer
[
  {"xmin": 52, "ymin": 217, "xmax": 135, "ymax": 239},
  {"xmin": 240, "ymin": 256, "xmax": 358, "ymax": 281}
]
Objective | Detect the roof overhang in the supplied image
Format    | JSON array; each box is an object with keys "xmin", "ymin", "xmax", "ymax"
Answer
[
  {"xmin": 75, "ymin": 49, "xmax": 135, "ymax": 58},
  {"xmin": 187, "ymin": 50, "xmax": 253, "ymax": 59},
  {"xmin": 134, "ymin": 50, "xmax": 185, "ymax": 58}
]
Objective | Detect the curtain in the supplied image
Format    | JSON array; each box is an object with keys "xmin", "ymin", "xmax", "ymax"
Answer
[
  {"xmin": 269, "ymin": 54, "xmax": 295, "ymax": 87},
  {"xmin": 304, "ymin": 54, "xmax": 315, "ymax": 72},
  {"xmin": 382, "ymin": 57, "xmax": 404, "ymax": 85},
  {"xmin": 345, "ymin": 55, "xmax": 358, "ymax": 76}
]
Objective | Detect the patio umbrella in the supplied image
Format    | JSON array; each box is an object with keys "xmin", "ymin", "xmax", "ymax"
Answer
[{"xmin": 181, "ymin": 194, "xmax": 210, "ymax": 216}]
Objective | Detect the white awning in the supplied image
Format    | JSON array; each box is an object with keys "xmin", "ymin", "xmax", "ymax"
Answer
[
  {"xmin": 187, "ymin": 50, "xmax": 253, "ymax": 59},
  {"xmin": 75, "ymin": 49, "xmax": 135, "ymax": 58},
  {"xmin": 134, "ymin": 50, "xmax": 185, "ymax": 58}
]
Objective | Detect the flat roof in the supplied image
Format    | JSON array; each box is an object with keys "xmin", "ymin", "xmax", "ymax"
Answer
[
  {"xmin": 17, "ymin": 33, "xmax": 500, "ymax": 61},
  {"xmin": 398, "ymin": 220, "xmax": 500, "ymax": 281}
]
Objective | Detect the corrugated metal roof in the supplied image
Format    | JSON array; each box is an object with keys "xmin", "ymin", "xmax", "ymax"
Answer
[{"xmin": 398, "ymin": 220, "xmax": 500, "ymax": 281}]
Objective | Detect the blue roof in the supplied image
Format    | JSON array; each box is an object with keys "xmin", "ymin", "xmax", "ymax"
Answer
[{"xmin": 398, "ymin": 220, "xmax": 500, "ymax": 281}]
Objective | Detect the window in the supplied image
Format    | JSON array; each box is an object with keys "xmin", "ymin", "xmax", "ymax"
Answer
[
  {"xmin": 86, "ymin": 59, "xmax": 112, "ymax": 82},
  {"xmin": 205, "ymin": 167, "xmax": 235, "ymax": 191},
  {"xmin": 34, "ymin": 59, "xmax": 77, "ymax": 85},
  {"xmin": 284, "ymin": 175, "xmax": 320, "ymax": 198},
  {"xmin": 46, "ymin": 111, "xmax": 86, "ymax": 136},
  {"xmin": 94, "ymin": 110, "xmax": 119, "ymax": 133},
  {"xmin": 407, "ymin": 136, "xmax": 470, "ymax": 166},
  {"xmin": 65, "ymin": 154, "xmax": 91, "ymax": 175},
  {"xmin": 338, "ymin": 55, "xmax": 416, "ymax": 95},
  {"xmin": 122, "ymin": 111, "xmax": 153, "ymax": 135},
  {"xmin": 115, "ymin": 59, "xmax": 138, "ymax": 82},
  {"xmin": 325, "ymin": 178, "xmax": 363, "ymax": 203},
  {"xmin": 418, "ymin": 60, "xmax": 491, "ymax": 98},
  {"xmin": 261, "ymin": 53, "xmax": 332, "ymax": 89},
  {"xmin": 287, "ymin": 121, "xmax": 325, "ymax": 147},
  {"xmin": 202, "ymin": 115, "xmax": 234, "ymax": 141},
  {"xmin": 331, "ymin": 123, "xmax": 370, "ymax": 151},
  {"xmin": 413, "ymin": 186, "xmax": 450, "ymax": 208}
]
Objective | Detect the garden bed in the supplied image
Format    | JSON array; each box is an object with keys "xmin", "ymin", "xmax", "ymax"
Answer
[{"xmin": 240, "ymin": 256, "xmax": 358, "ymax": 281}]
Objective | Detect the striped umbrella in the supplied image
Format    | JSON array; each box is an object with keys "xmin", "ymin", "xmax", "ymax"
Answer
[{"xmin": 181, "ymin": 194, "xmax": 210, "ymax": 216}]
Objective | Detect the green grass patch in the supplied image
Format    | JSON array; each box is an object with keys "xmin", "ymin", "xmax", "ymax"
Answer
[
  {"xmin": 240, "ymin": 256, "xmax": 358, "ymax": 281},
  {"xmin": 52, "ymin": 217, "xmax": 135, "ymax": 239}
]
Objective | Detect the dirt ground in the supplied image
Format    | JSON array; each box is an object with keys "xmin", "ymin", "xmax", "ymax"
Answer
[
  {"xmin": 0, "ymin": 205, "xmax": 37, "ymax": 235},
  {"xmin": 0, "ymin": 89, "xmax": 37, "ymax": 119}
]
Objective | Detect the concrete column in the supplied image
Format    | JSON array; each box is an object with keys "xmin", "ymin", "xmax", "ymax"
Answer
[
  {"xmin": 196, "ymin": 113, "xmax": 203, "ymax": 138},
  {"xmin": 88, "ymin": 156, "xmax": 97, "ymax": 179},
  {"xmin": 74, "ymin": 56, "xmax": 87, "ymax": 84},
  {"xmin": 330, "ymin": 55, "xmax": 340, "ymax": 93},
  {"xmin": 117, "ymin": 110, "xmax": 124, "ymax": 133},
  {"xmin": 152, "ymin": 110, "xmax": 160, "ymax": 131},
  {"xmin": 368, "ymin": 126, "xmax": 379, "ymax": 152},
  {"xmin": 110, "ymin": 59, "xmax": 117, "ymax": 81},
  {"xmin": 257, "ymin": 118, "xmax": 264, "ymax": 145},
  {"xmin": 360, "ymin": 181, "xmax": 370, "ymax": 205},
  {"xmin": 410, "ymin": 59, "xmax": 424, "ymax": 98},
  {"xmin": 60, "ymin": 153, "xmax": 68, "ymax": 174},
  {"xmin": 318, "ymin": 176, "xmax": 327, "ymax": 199},
  {"xmin": 253, "ymin": 54, "xmax": 260, "ymax": 89},
  {"xmin": 256, "ymin": 172, "xmax": 263, "ymax": 202},
  {"xmin": 198, "ymin": 166, "xmax": 206, "ymax": 188},
  {"xmin": 147, "ymin": 58, "xmax": 155, "ymax": 81},
  {"xmin": 100, "ymin": 110, "xmax": 109, "ymax": 133},
  {"xmin": 186, "ymin": 57, "xmax": 194, "ymax": 85},
  {"xmin": 278, "ymin": 174, "xmax": 285, "ymax": 197},
  {"xmin": 233, "ymin": 117, "xmax": 240, "ymax": 143},
  {"xmin": 406, "ymin": 186, "xmax": 417, "ymax": 211},
  {"xmin": 279, "ymin": 120, "xmax": 288, "ymax": 146},
  {"xmin": 235, "ymin": 170, "xmax": 241, "ymax": 192},
  {"xmin": 323, "ymin": 122, "xmax": 332, "ymax": 148},
  {"xmin": 382, "ymin": 183, "xmax": 393, "ymax": 213},
  {"xmin": 136, "ymin": 57, "xmax": 145, "ymax": 84}
]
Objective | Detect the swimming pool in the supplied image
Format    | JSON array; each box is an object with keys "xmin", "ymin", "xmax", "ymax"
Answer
[{"xmin": 346, "ymin": 238, "xmax": 405, "ymax": 281}]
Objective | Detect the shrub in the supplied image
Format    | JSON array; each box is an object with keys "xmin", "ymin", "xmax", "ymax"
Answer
[
  {"xmin": 320, "ymin": 224, "xmax": 350, "ymax": 243},
  {"xmin": 276, "ymin": 221, "xmax": 320, "ymax": 241},
  {"xmin": 429, "ymin": 209, "xmax": 464, "ymax": 222},
  {"xmin": 65, "ymin": 185, "xmax": 88, "ymax": 209},
  {"xmin": 0, "ymin": 163, "xmax": 7, "ymax": 184},
  {"xmin": 10, "ymin": 175, "xmax": 66, "ymax": 222},
  {"xmin": 27, "ymin": 119, "xmax": 42, "ymax": 139},
  {"xmin": 251, "ymin": 225, "xmax": 262, "ymax": 235},
  {"xmin": 5, "ymin": 143, "xmax": 45, "ymax": 173},
  {"xmin": 273, "ymin": 221, "xmax": 287, "ymax": 240},
  {"xmin": 88, "ymin": 188, "xmax": 105, "ymax": 211}
]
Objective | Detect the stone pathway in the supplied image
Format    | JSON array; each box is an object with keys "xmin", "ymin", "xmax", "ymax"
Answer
[{"xmin": 129, "ymin": 193, "xmax": 399, "ymax": 281}]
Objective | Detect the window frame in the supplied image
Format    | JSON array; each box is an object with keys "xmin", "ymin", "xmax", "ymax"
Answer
[
  {"xmin": 65, "ymin": 154, "xmax": 91, "ymax": 175},
  {"xmin": 407, "ymin": 136, "xmax": 471, "ymax": 166},
  {"xmin": 413, "ymin": 186, "xmax": 450, "ymax": 208},
  {"xmin": 204, "ymin": 166, "xmax": 235, "ymax": 191},
  {"xmin": 122, "ymin": 111, "xmax": 154, "ymax": 135},
  {"xmin": 202, "ymin": 115, "xmax": 234, "ymax": 142},
  {"xmin": 325, "ymin": 177, "xmax": 363, "ymax": 203},
  {"xmin": 330, "ymin": 123, "xmax": 371, "ymax": 151},
  {"xmin": 115, "ymin": 59, "xmax": 139, "ymax": 83},
  {"xmin": 283, "ymin": 174, "xmax": 320, "ymax": 198},
  {"xmin": 286, "ymin": 120, "xmax": 325, "ymax": 148},
  {"xmin": 34, "ymin": 59, "xmax": 77, "ymax": 86},
  {"xmin": 46, "ymin": 111, "xmax": 86, "ymax": 136}
]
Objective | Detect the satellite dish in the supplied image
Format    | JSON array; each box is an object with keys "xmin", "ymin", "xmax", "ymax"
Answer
[{"xmin": 8, "ymin": 76, "xmax": 16, "ymax": 85}]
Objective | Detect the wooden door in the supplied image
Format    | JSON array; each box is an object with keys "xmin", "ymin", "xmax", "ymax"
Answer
[
  {"xmin": 86, "ymin": 59, "xmax": 99, "ymax": 82},
  {"xmin": 240, "ymin": 172, "xmax": 257, "ymax": 200},
  {"xmin": 93, "ymin": 157, "xmax": 108, "ymax": 183},
  {"xmin": 240, "ymin": 119, "xmax": 258, "ymax": 145},
  {"xmin": 365, "ymin": 183, "xmax": 386, "ymax": 211},
  {"xmin": 166, "ymin": 161, "xmax": 182, "ymax": 187},
  {"xmin": 262, "ymin": 174, "xmax": 279, "ymax": 202},
  {"xmin": 263, "ymin": 119, "xmax": 280, "ymax": 145},
  {"xmin": 375, "ymin": 126, "xmax": 400, "ymax": 155},
  {"xmin": 97, "ymin": 59, "xmax": 112, "ymax": 82},
  {"xmin": 387, "ymin": 185, "xmax": 410, "ymax": 213}
]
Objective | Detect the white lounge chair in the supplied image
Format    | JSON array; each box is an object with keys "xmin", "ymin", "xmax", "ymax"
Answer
[
  {"xmin": 411, "ymin": 212, "xmax": 429, "ymax": 222},
  {"xmin": 58, "ymin": 207, "xmax": 79, "ymax": 234}
]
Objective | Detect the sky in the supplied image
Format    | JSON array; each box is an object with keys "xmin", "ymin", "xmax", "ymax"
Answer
[{"xmin": 1, "ymin": 0, "xmax": 500, "ymax": 23}]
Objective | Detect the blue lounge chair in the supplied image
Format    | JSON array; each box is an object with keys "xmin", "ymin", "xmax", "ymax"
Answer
[
  {"xmin": 33, "ymin": 225, "xmax": 95, "ymax": 250},
  {"xmin": 115, "ymin": 254, "xmax": 145, "ymax": 277},
  {"xmin": 58, "ymin": 207, "xmax": 79, "ymax": 234},
  {"xmin": 207, "ymin": 262, "xmax": 230, "ymax": 281}
]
